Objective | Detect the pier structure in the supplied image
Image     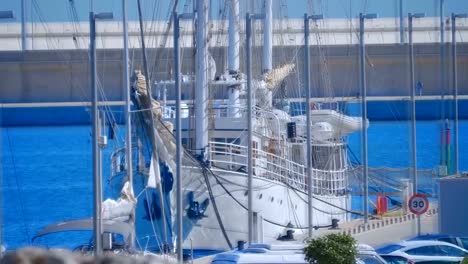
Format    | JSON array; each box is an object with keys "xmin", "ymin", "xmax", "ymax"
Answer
[{"xmin": 0, "ymin": 17, "xmax": 467, "ymax": 104}]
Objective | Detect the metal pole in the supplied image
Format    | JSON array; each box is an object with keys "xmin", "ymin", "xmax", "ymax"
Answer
[
  {"xmin": 136, "ymin": 0, "xmax": 151, "ymax": 94},
  {"xmin": 399, "ymin": 0, "xmax": 404, "ymax": 43},
  {"xmin": 246, "ymin": 13, "xmax": 254, "ymax": 245},
  {"xmin": 452, "ymin": 13, "xmax": 459, "ymax": 175},
  {"xmin": 228, "ymin": 0, "xmax": 240, "ymax": 72},
  {"xmin": 195, "ymin": 0, "xmax": 209, "ymax": 158},
  {"xmin": 359, "ymin": 13, "xmax": 369, "ymax": 224},
  {"xmin": 122, "ymin": 0, "xmax": 134, "ymax": 249},
  {"xmin": 440, "ymin": 0, "xmax": 445, "ymax": 44},
  {"xmin": 409, "ymin": 13, "xmax": 420, "ymax": 236},
  {"xmin": 304, "ymin": 13, "xmax": 314, "ymax": 238},
  {"xmin": 174, "ymin": 11, "xmax": 183, "ymax": 263},
  {"xmin": 440, "ymin": 0, "xmax": 447, "ymax": 170},
  {"xmin": 21, "ymin": 0, "xmax": 26, "ymax": 51},
  {"xmin": 89, "ymin": 11, "xmax": 102, "ymax": 256},
  {"xmin": 227, "ymin": 0, "xmax": 240, "ymax": 118},
  {"xmin": 262, "ymin": 0, "xmax": 272, "ymax": 73}
]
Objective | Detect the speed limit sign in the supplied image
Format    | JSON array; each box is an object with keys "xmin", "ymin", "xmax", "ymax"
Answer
[{"xmin": 408, "ymin": 194, "xmax": 429, "ymax": 215}]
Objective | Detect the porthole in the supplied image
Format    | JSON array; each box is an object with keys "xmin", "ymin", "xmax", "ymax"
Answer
[
  {"xmin": 259, "ymin": 193, "xmax": 263, "ymax": 199},
  {"xmin": 244, "ymin": 190, "xmax": 248, "ymax": 196},
  {"xmin": 270, "ymin": 197, "xmax": 274, "ymax": 202}
]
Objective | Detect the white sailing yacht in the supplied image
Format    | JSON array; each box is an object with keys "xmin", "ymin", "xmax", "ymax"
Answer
[
  {"xmin": 126, "ymin": 0, "xmax": 368, "ymax": 253},
  {"xmin": 33, "ymin": 0, "xmax": 368, "ymax": 256}
]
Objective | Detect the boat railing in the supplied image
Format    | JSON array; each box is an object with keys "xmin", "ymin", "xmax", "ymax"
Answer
[
  {"xmin": 209, "ymin": 141, "xmax": 352, "ymax": 195},
  {"xmin": 208, "ymin": 141, "xmax": 306, "ymax": 190},
  {"xmin": 310, "ymin": 168, "xmax": 348, "ymax": 196}
]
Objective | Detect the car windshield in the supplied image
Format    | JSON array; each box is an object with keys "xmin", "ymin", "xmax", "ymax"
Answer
[
  {"xmin": 405, "ymin": 244, "xmax": 466, "ymax": 257},
  {"xmin": 438, "ymin": 245, "xmax": 466, "ymax": 257},
  {"xmin": 376, "ymin": 244, "xmax": 405, "ymax": 254},
  {"xmin": 357, "ymin": 254, "xmax": 386, "ymax": 264},
  {"xmin": 381, "ymin": 255, "xmax": 410, "ymax": 264},
  {"xmin": 459, "ymin": 238, "xmax": 468, "ymax": 250}
]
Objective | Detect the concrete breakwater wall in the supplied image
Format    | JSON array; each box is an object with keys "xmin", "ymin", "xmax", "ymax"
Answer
[{"xmin": 1, "ymin": 43, "xmax": 468, "ymax": 104}]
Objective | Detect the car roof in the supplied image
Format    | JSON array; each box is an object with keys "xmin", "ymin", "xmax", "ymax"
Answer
[
  {"xmin": 411, "ymin": 234, "xmax": 456, "ymax": 240},
  {"xmin": 212, "ymin": 252, "xmax": 307, "ymax": 264},
  {"xmin": 399, "ymin": 240, "xmax": 462, "ymax": 247},
  {"xmin": 248, "ymin": 243, "xmax": 304, "ymax": 251},
  {"xmin": 377, "ymin": 240, "xmax": 467, "ymax": 254}
]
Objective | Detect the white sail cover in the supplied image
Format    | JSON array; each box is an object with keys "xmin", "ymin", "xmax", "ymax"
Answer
[
  {"xmin": 147, "ymin": 154, "xmax": 161, "ymax": 188},
  {"xmin": 102, "ymin": 181, "xmax": 136, "ymax": 221}
]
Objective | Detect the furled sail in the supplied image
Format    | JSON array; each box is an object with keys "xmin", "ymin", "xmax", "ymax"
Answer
[
  {"xmin": 131, "ymin": 70, "xmax": 177, "ymax": 172},
  {"xmin": 102, "ymin": 181, "xmax": 136, "ymax": 221},
  {"xmin": 147, "ymin": 154, "xmax": 161, "ymax": 188},
  {"xmin": 264, "ymin": 63, "xmax": 295, "ymax": 90}
]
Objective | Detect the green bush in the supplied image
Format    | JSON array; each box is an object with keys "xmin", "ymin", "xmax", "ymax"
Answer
[
  {"xmin": 304, "ymin": 233, "xmax": 357, "ymax": 264},
  {"xmin": 461, "ymin": 256, "xmax": 468, "ymax": 264}
]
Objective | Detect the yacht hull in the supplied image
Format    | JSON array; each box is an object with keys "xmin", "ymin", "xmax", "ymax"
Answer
[{"xmin": 180, "ymin": 170, "xmax": 350, "ymax": 251}]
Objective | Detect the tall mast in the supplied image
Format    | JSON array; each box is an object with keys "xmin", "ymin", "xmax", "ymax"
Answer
[
  {"xmin": 21, "ymin": 0, "xmax": 26, "ymax": 51},
  {"xmin": 246, "ymin": 12, "xmax": 254, "ymax": 246},
  {"xmin": 136, "ymin": 0, "xmax": 169, "ymax": 248},
  {"xmin": 304, "ymin": 13, "xmax": 312, "ymax": 238},
  {"xmin": 173, "ymin": 11, "xmax": 183, "ymax": 262},
  {"xmin": 227, "ymin": 0, "xmax": 241, "ymax": 118},
  {"xmin": 195, "ymin": 0, "xmax": 209, "ymax": 158},
  {"xmin": 122, "ymin": 0, "xmax": 134, "ymax": 248},
  {"xmin": 228, "ymin": 0, "xmax": 239, "ymax": 72},
  {"xmin": 399, "ymin": 0, "xmax": 404, "ymax": 43},
  {"xmin": 262, "ymin": 0, "xmax": 272, "ymax": 73}
]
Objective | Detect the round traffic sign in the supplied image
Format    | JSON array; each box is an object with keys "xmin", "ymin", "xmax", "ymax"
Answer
[{"xmin": 408, "ymin": 194, "xmax": 429, "ymax": 215}]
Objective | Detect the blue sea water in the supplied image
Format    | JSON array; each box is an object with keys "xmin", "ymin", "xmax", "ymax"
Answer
[{"xmin": 2, "ymin": 121, "xmax": 468, "ymax": 250}]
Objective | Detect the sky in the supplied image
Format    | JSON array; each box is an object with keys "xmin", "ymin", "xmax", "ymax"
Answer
[{"xmin": 0, "ymin": 0, "xmax": 468, "ymax": 23}]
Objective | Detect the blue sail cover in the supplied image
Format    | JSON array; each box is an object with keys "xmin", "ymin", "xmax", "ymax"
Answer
[{"xmin": 134, "ymin": 161, "xmax": 174, "ymax": 252}]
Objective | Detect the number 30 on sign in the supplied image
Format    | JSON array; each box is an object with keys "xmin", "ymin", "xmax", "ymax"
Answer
[{"xmin": 408, "ymin": 193, "xmax": 429, "ymax": 215}]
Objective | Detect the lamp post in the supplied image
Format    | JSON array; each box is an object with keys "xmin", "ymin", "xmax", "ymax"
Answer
[
  {"xmin": 408, "ymin": 12, "xmax": 425, "ymax": 236},
  {"xmin": 89, "ymin": 11, "xmax": 113, "ymax": 256},
  {"xmin": 451, "ymin": 13, "xmax": 467, "ymax": 175},
  {"xmin": 21, "ymin": 0, "xmax": 26, "ymax": 50},
  {"xmin": 245, "ymin": 11, "xmax": 264, "ymax": 245},
  {"xmin": 359, "ymin": 12, "xmax": 377, "ymax": 224},
  {"xmin": 304, "ymin": 13, "xmax": 323, "ymax": 238},
  {"xmin": 173, "ymin": 10, "xmax": 194, "ymax": 262}
]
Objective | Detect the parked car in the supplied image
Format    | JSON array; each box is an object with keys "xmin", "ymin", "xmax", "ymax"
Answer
[
  {"xmin": 376, "ymin": 240, "xmax": 468, "ymax": 263},
  {"xmin": 211, "ymin": 243, "xmax": 387, "ymax": 264},
  {"xmin": 357, "ymin": 244, "xmax": 388, "ymax": 264},
  {"xmin": 380, "ymin": 255, "xmax": 413, "ymax": 264},
  {"xmin": 411, "ymin": 234, "xmax": 468, "ymax": 250}
]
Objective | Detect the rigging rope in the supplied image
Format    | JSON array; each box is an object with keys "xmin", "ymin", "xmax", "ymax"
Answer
[
  {"xmin": 5, "ymin": 128, "xmax": 31, "ymax": 245},
  {"xmin": 201, "ymin": 167, "xmax": 233, "ymax": 249}
]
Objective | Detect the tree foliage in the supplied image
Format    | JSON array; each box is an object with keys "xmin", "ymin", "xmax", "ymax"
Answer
[{"xmin": 304, "ymin": 233, "xmax": 358, "ymax": 264}]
